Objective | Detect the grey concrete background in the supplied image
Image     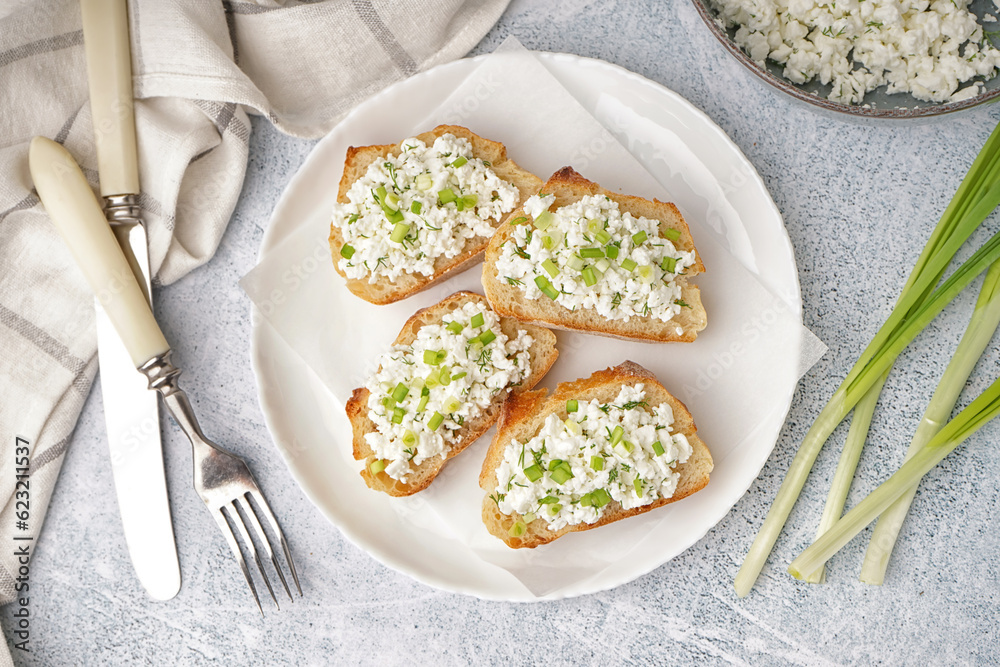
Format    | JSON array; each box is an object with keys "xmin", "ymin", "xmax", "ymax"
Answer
[{"xmin": 5, "ymin": 0, "xmax": 1000, "ymax": 664}]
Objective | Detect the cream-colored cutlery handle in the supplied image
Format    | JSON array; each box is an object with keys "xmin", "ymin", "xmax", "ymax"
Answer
[
  {"xmin": 29, "ymin": 137, "xmax": 168, "ymax": 366},
  {"xmin": 81, "ymin": 0, "xmax": 139, "ymax": 197}
]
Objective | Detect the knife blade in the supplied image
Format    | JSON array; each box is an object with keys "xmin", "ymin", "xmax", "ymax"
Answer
[{"xmin": 82, "ymin": 0, "xmax": 180, "ymax": 601}]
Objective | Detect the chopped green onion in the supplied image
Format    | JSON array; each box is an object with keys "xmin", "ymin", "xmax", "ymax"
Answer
[
  {"xmin": 592, "ymin": 488, "xmax": 612, "ymax": 508},
  {"xmin": 523, "ymin": 464, "xmax": 543, "ymax": 482},
  {"xmin": 381, "ymin": 395, "xmax": 395, "ymax": 408},
  {"xmin": 384, "ymin": 192, "xmax": 400, "ymax": 211},
  {"xmin": 664, "ymin": 228, "xmax": 681, "ymax": 241},
  {"xmin": 634, "ymin": 478, "xmax": 643, "ymax": 496},
  {"xmin": 566, "ymin": 399, "xmax": 579, "ymax": 413},
  {"xmin": 416, "ymin": 393, "xmax": 430, "ymax": 412},
  {"xmin": 340, "ymin": 244, "xmax": 355, "ymax": 259},
  {"xmin": 369, "ymin": 459, "xmax": 386, "ymax": 474},
  {"xmin": 534, "ymin": 210, "xmax": 554, "ymax": 231},
  {"xmin": 537, "ymin": 495, "xmax": 559, "ymax": 504},
  {"xmin": 439, "ymin": 367, "xmax": 452, "ymax": 386},
  {"xmin": 594, "ymin": 258, "xmax": 611, "ymax": 274},
  {"xmin": 389, "ymin": 222, "xmax": 409, "ymax": 243},
  {"xmin": 446, "ymin": 321, "xmax": 464, "ymax": 334},
  {"xmin": 461, "ymin": 194, "xmax": 478, "ymax": 209},
  {"xmin": 586, "ymin": 219, "xmax": 603, "ymax": 235},
  {"xmin": 411, "ymin": 201, "xmax": 423, "ymax": 214},
  {"xmin": 580, "ymin": 247, "xmax": 604, "ymax": 259},
  {"xmin": 415, "ymin": 173, "xmax": 433, "ymax": 191},
  {"xmin": 605, "ymin": 244, "xmax": 619, "ymax": 260},
  {"xmin": 564, "ymin": 419, "xmax": 582, "ymax": 436},
  {"xmin": 595, "ymin": 230, "xmax": 612, "ymax": 245},
  {"xmin": 637, "ymin": 265, "xmax": 654, "ymax": 283},
  {"xmin": 442, "ymin": 396, "xmax": 461, "ymax": 413},
  {"xmin": 523, "ymin": 512, "xmax": 536, "ymax": 523},
  {"xmin": 652, "ymin": 441, "xmax": 665, "ymax": 456},
  {"xmin": 508, "ymin": 521, "xmax": 527, "ymax": 538},
  {"xmin": 402, "ymin": 430, "xmax": 416, "ymax": 447},
  {"xmin": 437, "ymin": 188, "xmax": 456, "ymax": 205},
  {"xmin": 470, "ymin": 312, "xmax": 485, "ymax": 328},
  {"xmin": 423, "ymin": 349, "xmax": 443, "ymax": 365},
  {"xmin": 580, "ymin": 492, "xmax": 594, "ymax": 507},
  {"xmin": 391, "ymin": 406, "xmax": 405, "ymax": 424},
  {"xmin": 620, "ymin": 258, "xmax": 637, "ymax": 272},
  {"xmin": 375, "ymin": 185, "xmax": 387, "ymax": 203},
  {"xmin": 662, "ymin": 256, "xmax": 677, "ymax": 273},
  {"xmin": 548, "ymin": 459, "xmax": 565, "ymax": 471},
  {"xmin": 479, "ymin": 329, "xmax": 497, "ymax": 346},
  {"xmin": 451, "ymin": 156, "xmax": 468, "ymax": 168},
  {"xmin": 590, "ymin": 456, "xmax": 604, "ymax": 471},
  {"xmin": 391, "ymin": 383, "xmax": 409, "ymax": 402},
  {"xmin": 632, "ymin": 230, "xmax": 648, "ymax": 245},
  {"xmin": 541, "ymin": 258, "xmax": 560, "ymax": 277},
  {"xmin": 384, "ymin": 208, "xmax": 404, "ymax": 224},
  {"xmin": 610, "ymin": 425, "xmax": 624, "ymax": 446},
  {"xmin": 452, "ymin": 371, "xmax": 467, "ymax": 380},
  {"xmin": 535, "ymin": 275, "xmax": 558, "ymax": 300},
  {"xmin": 548, "ymin": 503, "xmax": 563, "ymax": 516},
  {"xmin": 621, "ymin": 440, "xmax": 634, "ymax": 453},
  {"xmin": 427, "ymin": 412, "xmax": 444, "ymax": 431},
  {"xmin": 566, "ymin": 255, "xmax": 585, "ymax": 272},
  {"xmin": 581, "ymin": 266, "xmax": 598, "ymax": 287},
  {"xmin": 551, "ymin": 467, "xmax": 573, "ymax": 484},
  {"xmin": 541, "ymin": 233, "xmax": 556, "ymax": 251},
  {"xmin": 424, "ymin": 370, "xmax": 440, "ymax": 389}
]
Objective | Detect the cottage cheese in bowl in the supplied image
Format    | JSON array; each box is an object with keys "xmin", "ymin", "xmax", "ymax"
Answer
[{"xmin": 694, "ymin": 0, "xmax": 1000, "ymax": 116}]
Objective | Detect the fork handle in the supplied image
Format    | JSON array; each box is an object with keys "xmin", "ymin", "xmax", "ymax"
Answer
[{"xmin": 29, "ymin": 136, "xmax": 169, "ymax": 367}]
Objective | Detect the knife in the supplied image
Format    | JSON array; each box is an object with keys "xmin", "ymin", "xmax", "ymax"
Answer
[{"xmin": 81, "ymin": 0, "xmax": 180, "ymax": 601}]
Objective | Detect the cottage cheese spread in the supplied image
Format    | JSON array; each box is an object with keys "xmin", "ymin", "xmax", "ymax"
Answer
[
  {"xmin": 709, "ymin": 0, "xmax": 1000, "ymax": 104},
  {"xmin": 365, "ymin": 302, "xmax": 533, "ymax": 481},
  {"xmin": 333, "ymin": 133, "xmax": 518, "ymax": 282},
  {"xmin": 494, "ymin": 194, "xmax": 697, "ymax": 323},
  {"xmin": 492, "ymin": 384, "xmax": 693, "ymax": 531}
]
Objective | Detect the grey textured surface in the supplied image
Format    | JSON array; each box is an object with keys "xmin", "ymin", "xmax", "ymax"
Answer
[{"xmin": 5, "ymin": 0, "xmax": 1000, "ymax": 664}]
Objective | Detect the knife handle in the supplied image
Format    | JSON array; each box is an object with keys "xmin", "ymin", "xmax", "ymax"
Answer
[
  {"xmin": 81, "ymin": 0, "xmax": 139, "ymax": 197},
  {"xmin": 29, "ymin": 137, "xmax": 168, "ymax": 367}
]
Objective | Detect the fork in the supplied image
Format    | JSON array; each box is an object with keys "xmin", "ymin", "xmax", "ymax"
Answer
[
  {"xmin": 140, "ymin": 352, "xmax": 302, "ymax": 612},
  {"xmin": 29, "ymin": 136, "xmax": 301, "ymax": 613}
]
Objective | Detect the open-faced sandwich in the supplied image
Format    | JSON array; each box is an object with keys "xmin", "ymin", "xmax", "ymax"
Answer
[
  {"xmin": 329, "ymin": 125, "xmax": 542, "ymax": 305},
  {"xmin": 347, "ymin": 291, "xmax": 558, "ymax": 496},
  {"xmin": 482, "ymin": 167, "xmax": 707, "ymax": 342},
  {"xmin": 479, "ymin": 361, "xmax": 713, "ymax": 548}
]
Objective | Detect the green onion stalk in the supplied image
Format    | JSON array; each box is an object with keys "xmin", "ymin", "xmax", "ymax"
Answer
[
  {"xmin": 858, "ymin": 260, "xmax": 1000, "ymax": 584},
  {"xmin": 803, "ymin": 127, "xmax": 1000, "ymax": 584},
  {"xmin": 734, "ymin": 123, "xmax": 1000, "ymax": 597},
  {"xmin": 788, "ymin": 370, "xmax": 1000, "ymax": 580}
]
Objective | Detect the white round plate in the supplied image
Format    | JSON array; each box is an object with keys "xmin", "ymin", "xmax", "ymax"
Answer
[{"xmin": 251, "ymin": 53, "xmax": 801, "ymax": 601}]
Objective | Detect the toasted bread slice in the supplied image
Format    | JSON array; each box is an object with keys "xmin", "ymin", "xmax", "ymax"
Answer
[
  {"xmin": 482, "ymin": 167, "xmax": 707, "ymax": 342},
  {"xmin": 347, "ymin": 291, "xmax": 558, "ymax": 496},
  {"xmin": 479, "ymin": 361, "xmax": 712, "ymax": 548},
  {"xmin": 329, "ymin": 125, "xmax": 542, "ymax": 305}
]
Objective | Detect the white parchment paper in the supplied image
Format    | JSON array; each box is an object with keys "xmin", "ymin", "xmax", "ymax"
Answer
[{"xmin": 241, "ymin": 37, "xmax": 826, "ymax": 598}]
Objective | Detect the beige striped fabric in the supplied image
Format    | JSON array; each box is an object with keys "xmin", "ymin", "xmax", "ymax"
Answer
[{"xmin": 0, "ymin": 2, "xmax": 509, "ymax": 650}]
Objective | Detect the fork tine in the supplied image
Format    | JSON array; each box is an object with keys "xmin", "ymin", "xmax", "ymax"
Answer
[
  {"xmin": 211, "ymin": 507, "xmax": 262, "ymax": 616},
  {"xmin": 240, "ymin": 492, "xmax": 292, "ymax": 601},
  {"xmin": 248, "ymin": 489, "xmax": 302, "ymax": 596},
  {"xmin": 229, "ymin": 499, "xmax": 278, "ymax": 610}
]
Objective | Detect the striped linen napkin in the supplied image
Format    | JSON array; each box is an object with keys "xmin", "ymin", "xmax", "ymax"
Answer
[{"xmin": 0, "ymin": 0, "xmax": 508, "ymax": 660}]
